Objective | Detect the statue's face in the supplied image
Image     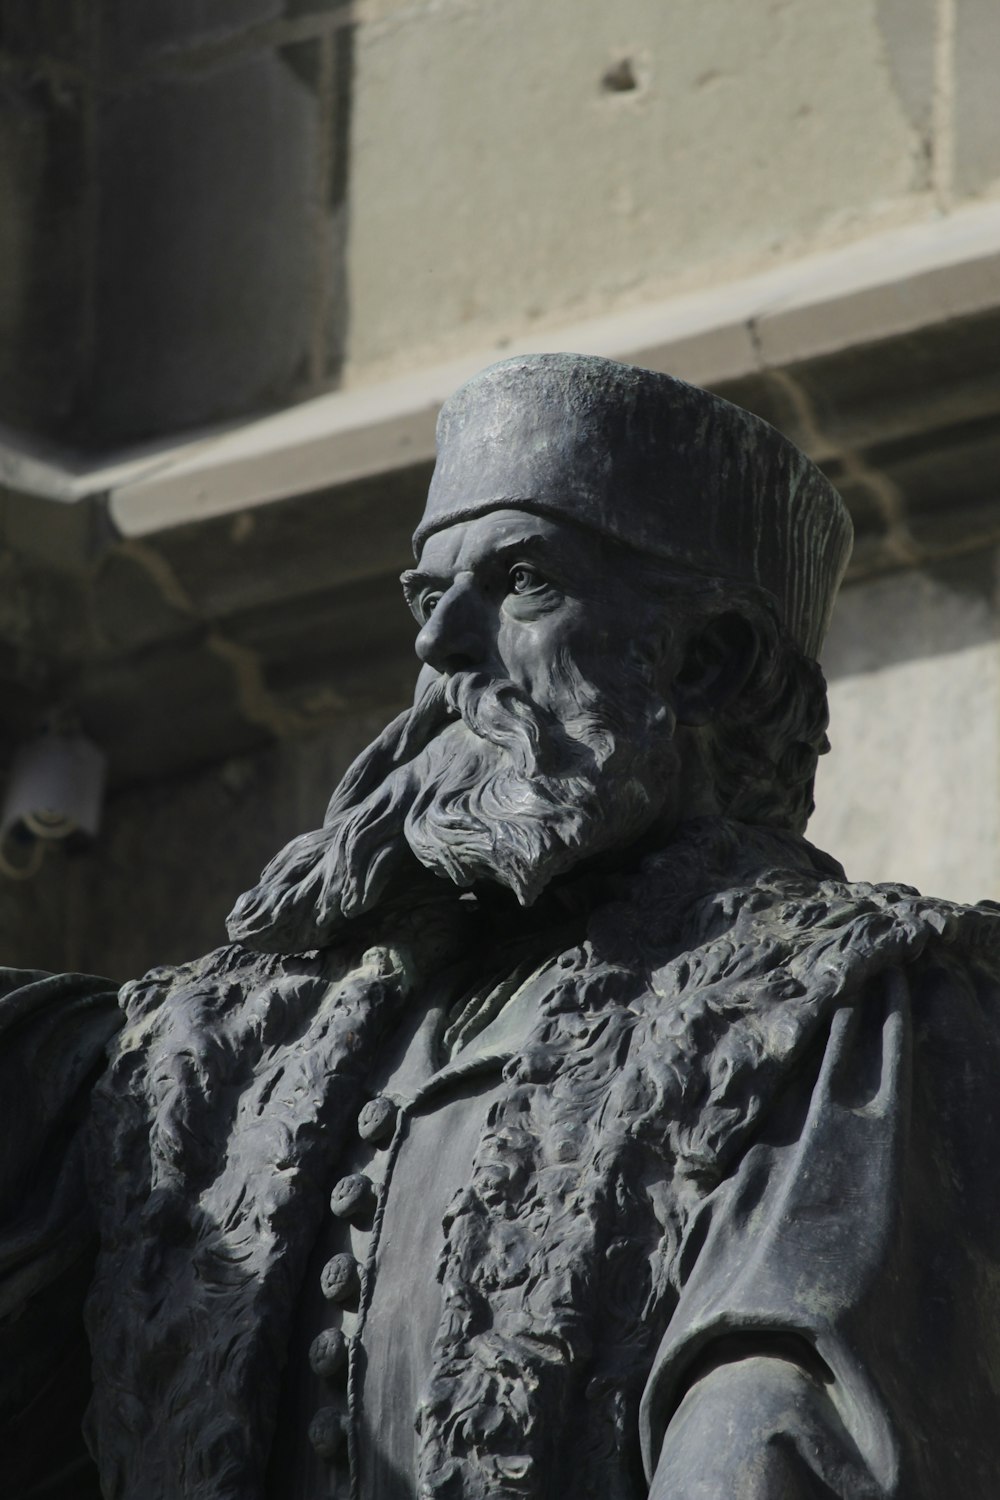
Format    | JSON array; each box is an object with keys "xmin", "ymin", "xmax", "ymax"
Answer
[
  {"xmin": 229, "ymin": 507, "xmax": 685, "ymax": 949},
  {"xmin": 402, "ymin": 509, "xmax": 654, "ymax": 727},
  {"xmin": 387, "ymin": 506, "xmax": 683, "ymax": 905}
]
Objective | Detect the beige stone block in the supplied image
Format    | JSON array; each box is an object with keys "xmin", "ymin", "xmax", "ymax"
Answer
[
  {"xmin": 954, "ymin": 0, "xmax": 1000, "ymax": 196},
  {"xmin": 874, "ymin": 0, "xmax": 937, "ymax": 140},
  {"xmin": 346, "ymin": 0, "xmax": 928, "ymax": 377},
  {"xmin": 809, "ymin": 561, "xmax": 1000, "ymax": 904}
]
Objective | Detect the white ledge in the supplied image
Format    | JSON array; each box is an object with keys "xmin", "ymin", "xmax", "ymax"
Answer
[{"xmin": 3, "ymin": 199, "xmax": 1000, "ymax": 538}]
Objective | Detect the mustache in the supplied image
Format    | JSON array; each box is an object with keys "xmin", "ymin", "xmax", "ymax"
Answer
[
  {"xmin": 442, "ymin": 672, "xmax": 557, "ymax": 777},
  {"xmin": 226, "ymin": 670, "xmax": 560, "ymax": 951}
]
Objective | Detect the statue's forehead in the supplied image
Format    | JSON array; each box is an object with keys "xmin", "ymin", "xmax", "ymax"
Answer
[{"xmin": 414, "ymin": 506, "xmax": 590, "ymax": 576}]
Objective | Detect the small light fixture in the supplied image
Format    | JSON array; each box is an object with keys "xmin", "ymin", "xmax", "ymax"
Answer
[{"xmin": 0, "ymin": 728, "xmax": 106, "ymax": 879}]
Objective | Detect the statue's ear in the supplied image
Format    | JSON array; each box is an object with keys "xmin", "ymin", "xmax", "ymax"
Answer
[{"xmin": 671, "ymin": 611, "xmax": 760, "ymax": 726}]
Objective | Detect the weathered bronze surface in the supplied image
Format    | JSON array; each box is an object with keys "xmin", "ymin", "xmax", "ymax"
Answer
[{"xmin": 5, "ymin": 355, "xmax": 1000, "ymax": 1499}]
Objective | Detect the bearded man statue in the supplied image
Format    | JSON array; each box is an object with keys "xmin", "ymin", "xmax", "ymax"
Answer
[{"xmin": 4, "ymin": 354, "xmax": 1000, "ymax": 1500}]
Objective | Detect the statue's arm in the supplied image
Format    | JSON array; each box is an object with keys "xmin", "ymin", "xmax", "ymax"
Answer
[
  {"xmin": 641, "ymin": 952, "xmax": 1000, "ymax": 1500},
  {"xmin": 650, "ymin": 1351, "xmax": 881, "ymax": 1499},
  {"xmin": 0, "ymin": 968, "xmax": 122, "ymax": 1496}
]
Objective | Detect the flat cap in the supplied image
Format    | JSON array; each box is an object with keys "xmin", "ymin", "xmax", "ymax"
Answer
[{"xmin": 414, "ymin": 353, "xmax": 852, "ymax": 659}]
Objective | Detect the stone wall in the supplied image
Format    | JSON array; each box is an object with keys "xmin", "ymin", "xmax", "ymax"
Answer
[
  {"xmin": 345, "ymin": 0, "xmax": 942, "ymax": 381},
  {"xmin": 3, "ymin": 0, "xmax": 998, "ymax": 446},
  {"xmin": 812, "ymin": 548, "xmax": 1000, "ymax": 904}
]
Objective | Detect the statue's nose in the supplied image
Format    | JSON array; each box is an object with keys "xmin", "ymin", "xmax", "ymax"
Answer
[{"xmin": 414, "ymin": 575, "xmax": 489, "ymax": 674}]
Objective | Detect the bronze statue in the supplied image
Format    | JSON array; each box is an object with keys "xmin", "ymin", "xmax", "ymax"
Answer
[{"xmin": 4, "ymin": 354, "xmax": 1000, "ymax": 1500}]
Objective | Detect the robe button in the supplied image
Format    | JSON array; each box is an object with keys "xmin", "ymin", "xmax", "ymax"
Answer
[
  {"xmin": 357, "ymin": 1096, "xmax": 397, "ymax": 1144},
  {"xmin": 309, "ymin": 1327, "xmax": 349, "ymax": 1380},
  {"xmin": 321, "ymin": 1253, "xmax": 360, "ymax": 1303},
  {"xmin": 308, "ymin": 1406, "xmax": 348, "ymax": 1460},
  {"xmin": 330, "ymin": 1172, "xmax": 375, "ymax": 1220}
]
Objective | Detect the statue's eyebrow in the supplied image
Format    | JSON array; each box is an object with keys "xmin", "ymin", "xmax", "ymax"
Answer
[
  {"xmin": 492, "ymin": 533, "xmax": 555, "ymax": 563},
  {"xmin": 490, "ymin": 532, "xmax": 573, "ymax": 586},
  {"xmin": 400, "ymin": 569, "xmax": 437, "ymax": 607},
  {"xmin": 401, "ymin": 566, "xmax": 470, "ymax": 610}
]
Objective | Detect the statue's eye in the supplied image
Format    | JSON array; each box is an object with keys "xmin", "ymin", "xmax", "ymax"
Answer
[
  {"xmin": 421, "ymin": 592, "xmax": 442, "ymax": 618},
  {"xmin": 509, "ymin": 565, "xmax": 544, "ymax": 595}
]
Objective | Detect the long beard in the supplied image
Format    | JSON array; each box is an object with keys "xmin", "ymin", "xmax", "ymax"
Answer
[{"xmin": 228, "ymin": 660, "xmax": 678, "ymax": 954}]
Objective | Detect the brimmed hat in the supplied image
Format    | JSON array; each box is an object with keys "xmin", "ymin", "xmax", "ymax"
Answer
[{"xmin": 414, "ymin": 353, "xmax": 852, "ymax": 659}]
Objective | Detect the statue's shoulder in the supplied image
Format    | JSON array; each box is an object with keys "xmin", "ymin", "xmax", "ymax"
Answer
[
  {"xmin": 102, "ymin": 941, "xmax": 368, "ymax": 1112},
  {"xmin": 0, "ymin": 963, "xmax": 119, "ymax": 1044},
  {"xmin": 0, "ymin": 967, "xmax": 120, "ymax": 1209},
  {"xmin": 109, "ymin": 900, "xmax": 477, "ymax": 1076},
  {"xmin": 828, "ymin": 877, "xmax": 1000, "ymax": 982},
  {"xmin": 109, "ymin": 936, "xmax": 414, "ymax": 1052},
  {"xmin": 614, "ymin": 819, "xmax": 1000, "ymax": 996},
  {"xmin": 114, "ymin": 940, "xmax": 336, "ymax": 1028}
]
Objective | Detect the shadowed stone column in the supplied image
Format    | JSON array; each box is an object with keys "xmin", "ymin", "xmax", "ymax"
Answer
[{"xmin": 0, "ymin": 0, "xmax": 354, "ymax": 448}]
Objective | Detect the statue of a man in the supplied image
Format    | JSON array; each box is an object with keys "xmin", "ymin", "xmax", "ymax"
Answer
[{"xmin": 4, "ymin": 354, "xmax": 1000, "ymax": 1500}]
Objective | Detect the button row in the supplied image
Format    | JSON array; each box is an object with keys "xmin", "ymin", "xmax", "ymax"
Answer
[{"xmin": 307, "ymin": 1096, "xmax": 399, "ymax": 1473}]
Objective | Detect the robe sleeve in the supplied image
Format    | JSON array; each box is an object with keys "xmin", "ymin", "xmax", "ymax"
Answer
[
  {"xmin": 0, "ymin": 967, "xmax": 122, "ymax": 1498},
  {"xmin": 639, "ymin": 953, "xmax": 1000, "ymax": 1499}
]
